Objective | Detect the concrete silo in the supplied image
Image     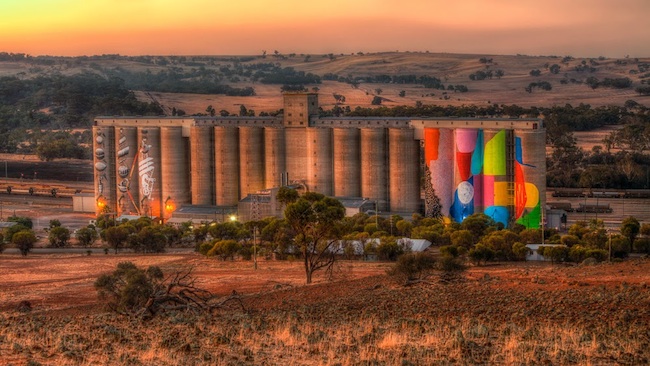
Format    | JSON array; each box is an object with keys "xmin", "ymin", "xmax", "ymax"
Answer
[
  {"xmin": 114, "ymin": 126, "xmax": 139, "ymax": 215},
  {"xmin": 93, "ymin": 126, "xmax": 116, "ymax": 215},
  {"xmin": 388, "ymin": 128, "xmax": 420, "ymax": 213},
  {"xmin": 360, "ymin": 128, "xmax": 388, "ymax": 211},
  {"xmin": 160, "ymin": 126, "xmax": 190, "ymax": 218},
  {"xmin": 214, "ymin": 127, "xmax": 240, "ymax": 206},
  {"xmin": 137, "ymin": 127, "xmax": 162, "ymax": 218},
  {"xmin": 239, "ymin": 127, "xmax": 265, "ymax": 199},
  {"xmin": 190, "ymin": 126, "xmax": 213, "ymax": 205},
  {"xmin": 513, "ymin": 129, "xmax": 546, "ymax": 228},
  {"xmin": 333, "ymin": 128, "xmax": 361, "ymax": 197},
  {"xmin": 307, "ymin": 127, "xmax": 333, "ymax": 195},
  {"xmin": 284, "ymin": 127, "xmax": 308, "ymax": 185},
  {"xmin": 264, "ymin": 127, "xmax": 286, "ymax": 189}
]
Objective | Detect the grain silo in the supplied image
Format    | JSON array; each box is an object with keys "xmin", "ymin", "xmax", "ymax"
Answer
[
  {"xmin": 307, "ymin": 127, "xmax": 333, "ymax": 195},
  {"xmin": 190, "ymin": 126, "xmax": 213, "ymax": 205},
  {"xmin": 239, "ymin": 126, "xmax": 265, "ymax": 199},
  {"xmin": 115, "ymin": 126, "xmax": 139, "ymax": 215},
  {"xmin": 214, "ymin": 127, "xmax": 240, "ymax": 206},
  {"xmin": 333, "ymin": 128, "xmax": 361, "ymax": 197},
  {"xmin": 264, "ymin": 127, "xmax": 286, "ymax": 188},
  {"xmin": 93, "ymin": 126, "xmax": 116, "ymax": 213},
  {"xmin": 514, "ymin": 129, "xmax": 546, "ymax": 228},
  {"xmin": 137, "ymin": 127, "xmax": 162, "ymax": 218},
  {"xmin": 160, "ymin": 126, "xmax": 190, "ymax": 215},
  {"xmin": 360, "ymin": 128, "xmax": 388, "ymax": 211},
  {"xmin": 388, "ymin": 128, "xmax": 420, "ymax": 213}
]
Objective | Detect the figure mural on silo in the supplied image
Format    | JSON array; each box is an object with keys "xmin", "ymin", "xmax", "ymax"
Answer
[
  {"xmin": 139, "ymin": 133, "xmax": 156, "ymax": 216},
  {"xmin": 94, "ymin": 131, "xmax": 107, "ymax": 208},
  {"xmin": 116, "ymin": 128, "xmax": 140, "ymax": 215}
]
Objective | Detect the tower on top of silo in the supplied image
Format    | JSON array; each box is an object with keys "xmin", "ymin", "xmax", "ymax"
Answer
[{"xmin": 282, "ymin": 93, "xmax": 318, "ymax": 127}]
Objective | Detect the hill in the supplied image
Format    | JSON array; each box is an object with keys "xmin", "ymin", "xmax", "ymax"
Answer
[{"xmin": 1, "ymin": 51, "xmax": 649, "ymax": 115}]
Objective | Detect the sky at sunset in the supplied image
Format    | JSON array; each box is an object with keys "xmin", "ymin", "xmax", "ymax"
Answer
[{"xmin": 1, "ymin": 0, "xmax": 649, "ymax": 57}]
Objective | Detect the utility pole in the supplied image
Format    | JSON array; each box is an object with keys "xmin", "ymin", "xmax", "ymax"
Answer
[{"xmin": 253, "ymin": 227, "xmax": 258, "ymax": 270}]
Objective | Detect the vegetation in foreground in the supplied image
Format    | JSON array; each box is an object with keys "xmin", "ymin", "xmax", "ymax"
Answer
[{"xmin": 1, "ymin": 259, "xmax": 649, "ymax": 365}]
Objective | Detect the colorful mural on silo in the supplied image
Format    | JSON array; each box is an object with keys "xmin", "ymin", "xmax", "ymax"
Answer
[
  {"xmin": 482, "ymin": 130, "xmax": 509, "ymax": 226},
  {"xmin": 449, "ymin": 129, "xmax": 478, "ymax": 222},
  {"xmin": 514, "ymin": 136, "xmax": 541, "ymax": 228},
  {"xmin": 424, "ymin": 127, "xmax": 541, "ymax": 229}
]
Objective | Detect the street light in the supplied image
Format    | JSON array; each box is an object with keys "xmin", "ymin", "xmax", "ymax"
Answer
[
  {"xmin": 163, "ymin": 196, "xmax": 175, "ymax": 224},
  {"xmin": 229, "ymin": 215, "xmax": 237, "ymax": 222},
  {"xmin": 253, "ymin": 226, "xmax": 258, "ymax": 270}
]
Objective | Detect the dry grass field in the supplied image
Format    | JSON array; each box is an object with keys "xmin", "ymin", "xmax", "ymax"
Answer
[{"xmin": 1, "ymin": 254, "xmax": 649, "ymax": 365}]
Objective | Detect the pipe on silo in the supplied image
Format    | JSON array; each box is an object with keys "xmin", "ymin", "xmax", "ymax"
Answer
[
  {"xmin": 190, "ymin": 126, "xmax": 214, "ymax": 205},
  {"xmin": 161, "ymin": 126, "xmax": 190, "ymax": 214},
  {"xmin": 264, "ymin": 127, "xmax": 286, "ymax": 189},
  {"xmin": 214, "ymin": 127, "xmax": 240, "ymax": 206},
  {"xmin": 114, "ymin": 127, "xmax": 139, "ymax": 215},
  {"xmin": 307, "ymin": 128, "xmax": 333, "ymax": 195},
  {"xmin": 361, "ymin": 128, "xmax": 388, "ymax": 211},
  {"xmin": 333, "ymin": 128, "xmax": 361, "ymax": 197},
  {"xmin": 239, "ymin": 127, "xmax": 265, "ymax": 199}
]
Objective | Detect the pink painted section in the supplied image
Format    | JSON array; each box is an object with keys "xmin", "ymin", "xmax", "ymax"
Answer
[
  {"xmin": 455, "ymin": 129, "xmax": 477, "ymax": 153},
  {"xmin": 483, "ymin": 174, "xmax": 495, "ymax": 206}
]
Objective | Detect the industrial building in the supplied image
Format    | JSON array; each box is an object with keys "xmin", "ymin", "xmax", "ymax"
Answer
[{"xmin": 93, "ymin": 93, "xmax": 545, "ymax": 228}]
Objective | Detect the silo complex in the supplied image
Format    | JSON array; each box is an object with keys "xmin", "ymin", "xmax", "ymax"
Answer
[{"xmin": 94, "ymin": 93, "xmax": 545, "ymax": 228}]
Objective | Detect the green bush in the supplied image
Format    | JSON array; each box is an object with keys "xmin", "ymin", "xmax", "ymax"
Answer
[{"xmin": 586, "ymin": 249, "xmax": 608, "ymax": 262}]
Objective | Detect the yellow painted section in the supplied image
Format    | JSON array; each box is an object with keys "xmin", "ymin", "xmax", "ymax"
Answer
[
  {"xmin": 483, "ymin": 130, "xmax": 506, "ymax": 176},
  {"xmin": 524, "ymin": 183, "xmax": 539, "ymax": 208},
  {"xmin": 493, "ymin": 181, "xmax": 509, "ymax": 206}
]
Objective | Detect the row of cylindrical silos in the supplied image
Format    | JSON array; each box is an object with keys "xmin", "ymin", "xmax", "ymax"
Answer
[{"xmin": 94, "ymin": 124, "xmax": 423, "ymax": 216}]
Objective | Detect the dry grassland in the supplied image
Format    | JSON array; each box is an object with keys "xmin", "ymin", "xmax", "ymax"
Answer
[{"xmin": 1, "ymin": 255, "xmax": 649, "ymax": 365}]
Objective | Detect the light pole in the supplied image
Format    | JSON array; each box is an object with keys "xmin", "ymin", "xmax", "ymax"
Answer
[
  {"xmin": 608, "ymin": 230, "xmax": 612, "ymax": 262},
  {"xmin": 253, "ymin": 228, "xmax": 257, "ymax": 269}
]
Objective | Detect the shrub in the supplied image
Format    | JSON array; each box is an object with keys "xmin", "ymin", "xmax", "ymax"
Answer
[
  {"xmin": 440, "ymin": 245, "xmax": 460, "ymax": 258},
  {"xmin": 468, "ymin": 244, "xmax": 494, "ymax": 266},
  {"xmin": 633, "ymin": 238, "xmax": 650, "ymax": 254},
  {"xmin": 377, "ymin": 238, "xmax": 404, "ymax": 261},
  {"xmin": 13, "ymin": 231, "xmax": 37, "ymax": 256},
  {"xmin": 436, "ymin": 256, "xmax": 466, "ymax": 272},
  {"xmin": 585, "ymin": 249, "xmax": 608, "ymax": 262},
  {"xmin": 390, "ymin": 252, "xmax": 436, "ymax": 283}
]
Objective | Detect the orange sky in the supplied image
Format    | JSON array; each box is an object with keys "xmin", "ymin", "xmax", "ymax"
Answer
[{"xmin": 1, "ymin": 0, "xmax": 649, "ymax": 57}]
